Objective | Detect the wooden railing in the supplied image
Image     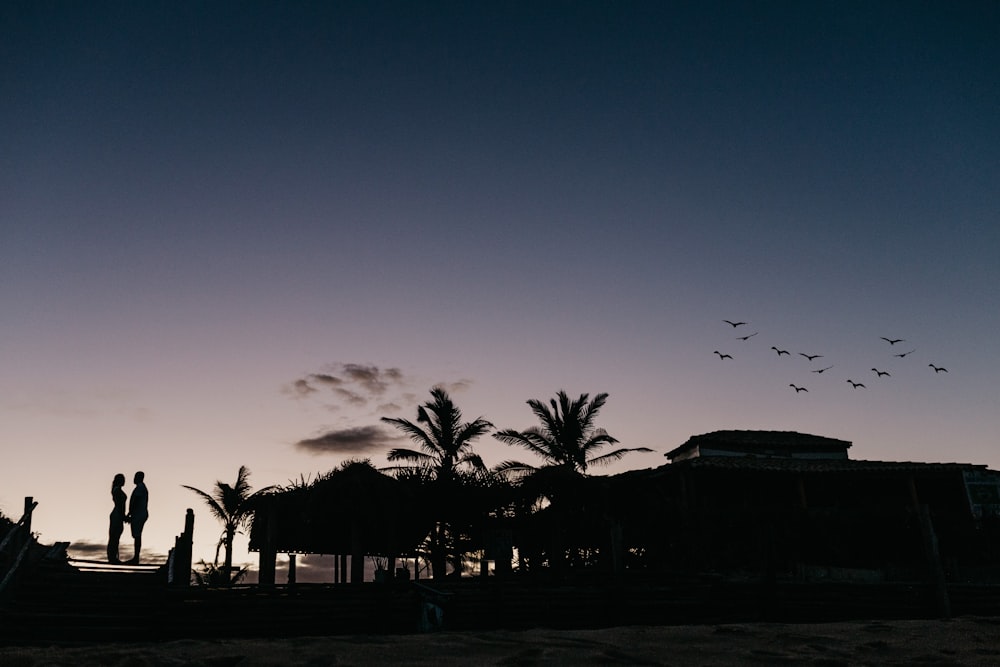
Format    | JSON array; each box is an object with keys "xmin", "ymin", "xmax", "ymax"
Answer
[{"xmin": 0, "ymin": 497, "xmax": 39, "ymax": 596}]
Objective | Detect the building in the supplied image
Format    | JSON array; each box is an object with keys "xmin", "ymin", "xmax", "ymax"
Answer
[{"xmin": 632, "ymin": 430, "xmax": 1000, "ymax": 581}]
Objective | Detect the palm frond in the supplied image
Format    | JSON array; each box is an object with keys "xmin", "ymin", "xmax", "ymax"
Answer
[
  {"xmin": 459, "ymin": 453, "xmax": 486, "ymax": 471},
  {"xmin": 384, "ymin": 387, "xmax": 491, "ymax": 481},
  {"xmin": 381, "ymin": 417, "xmax": 438, "ymax": 455},
  {"xmin": 587, "ymin": 446, "xmax": 654, "ymax": 466},
  {"xmin": 493, "ymin": 428, "xmax": 557, "ymax": 461},
  {"xmin": 386, "ymin": 448, "xmax": 434, "ymax": 463},
  {"xmin": 181, "ymin": 485, "xmax": 228, "ymax": 523}
]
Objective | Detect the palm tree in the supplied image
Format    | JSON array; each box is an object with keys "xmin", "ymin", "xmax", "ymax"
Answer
[
  {"xmin": 382, "ymin": 387, "xmax": 493, "ymax": 578},
  {"xmin": 182, "ymin": 466, "xmax": 276, "ymax": 585},
  {"xmin": 493, "ymin": 391, "xmax": 652, "ymax": 475},
  {"xmin": 382, "ymin": 387, "xmax": 493, "ymax": 482},
  {"xmin": 494, "ymin": 391, "xmax": 652, "ymax": 575}
]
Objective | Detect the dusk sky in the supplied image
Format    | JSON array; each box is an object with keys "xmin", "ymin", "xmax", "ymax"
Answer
[{"xmin": 3, "ymin": 2, "xmax": 998, "ymax": 573}]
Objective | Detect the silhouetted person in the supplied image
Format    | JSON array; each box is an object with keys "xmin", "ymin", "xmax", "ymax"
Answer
[
  {"xmin": 127, "ymin": 471, "xmax": 149, "ymax": 564},
  {"xmin": 107, "ymin": 473, "xmax": 127, "ymax": 564}
]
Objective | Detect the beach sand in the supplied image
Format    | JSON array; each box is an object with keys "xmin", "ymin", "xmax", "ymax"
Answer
[{"xmin": 2, "ymin": 617, "xmax": 999, "ymax": 666}]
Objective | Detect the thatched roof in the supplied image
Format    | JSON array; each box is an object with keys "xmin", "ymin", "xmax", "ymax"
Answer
[{"xmin": 248, "ymin": 462, "xmax": 430, "ymax": 556}]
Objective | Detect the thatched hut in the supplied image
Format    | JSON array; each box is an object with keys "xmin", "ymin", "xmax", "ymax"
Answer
[{"xmin": 249, "ymin": 462, "xmax": 429, "ymax": 585}]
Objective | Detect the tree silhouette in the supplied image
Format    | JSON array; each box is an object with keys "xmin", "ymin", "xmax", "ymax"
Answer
[
  {"xmin": 494, "ymin": 392, "xmax": 652, "ymax": 575},
  {"xmin": 382, "ymin": 387, "xmax": 494, "ymax": 578},
  {"xmin": 382, "ymin": 387, "xmax": 493, "ymax": 482},
  {"xmin": 493, "ymin": 391, "xmax": 652, "ymax": 475},
  {"xmin": 182, "ymin": 466, "xmax": 276, "ymax": 585}
]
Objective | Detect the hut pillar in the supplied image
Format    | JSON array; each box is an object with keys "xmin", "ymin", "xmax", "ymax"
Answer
[
  {"xmin": 494, "ymin": 541, "xmax": 512, "ymax": 579},
  {"xmin": 257, "ymin": 506, "xmax": 277, "ymax": 587},
  {"xmin": 350, "ymin": 522, "xmax": 365, "ymax": 583},
  {"xmin": 609, "ymin": 518, "xmax": 624, "ymax": 578}
]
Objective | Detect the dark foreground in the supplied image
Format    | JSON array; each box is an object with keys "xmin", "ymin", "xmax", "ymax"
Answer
[
  {"xmin": 2, "ymin": 617, "xmax": 1000, "ymax": 666},
  {"xmin": 4, "ymin": 554, "xmax": 1000, "ymax": 663}
]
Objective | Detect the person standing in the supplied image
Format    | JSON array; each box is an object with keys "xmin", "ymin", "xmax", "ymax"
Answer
[
  {"xmin": 107, "ymin": 473, "xmax": 127, "ymax": 564},
  {"xmin": 127, "ymin": 471, "xmax": 149, "ymax": 564}
]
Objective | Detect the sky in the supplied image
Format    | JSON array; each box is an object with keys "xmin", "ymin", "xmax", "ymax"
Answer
[{"xmin": 2, "ymin": 1, "xmax": 998, "ymax": 577}]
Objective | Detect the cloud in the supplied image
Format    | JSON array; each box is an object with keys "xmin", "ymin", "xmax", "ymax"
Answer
[
  {"xmin": 67, "ymin": 540, "xmax": 106, "ymax": 559},
  {"xmin": 285, "ymin": 378, "xmax": 318, "ymax": 398},
  {"xmin": 278, "ymin": 554, "xmax": 342, "ymax": 584},
  {"xmin": 294, "ymin": 425, "xmax": 400, "ymax": 455},
  {"xmin": 334, "ymin": 388, "xmax": 368, "ymax": 406},
  {"xmin": 309, "ymin": 374, "xmax": 343, "ymax": 387},
  {"xmin": 286, "ymin": 363, "xmax": 408, "ymax": 407},
  {"xmin": 436, "ymin": 379, "xmax": 474, "ymax": 394},
  {"xmin": 67, "ymin": 540, "xmax": 167, "ymax": 563},
  {"xmin": 338, "ymin": 364, "xmax": 403, "ymax": 396}
]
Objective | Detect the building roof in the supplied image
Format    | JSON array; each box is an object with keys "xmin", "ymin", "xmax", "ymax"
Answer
[
  {"xmin": 664, "ymin": 430, "xmax": 852, "ymax": 460},
  {"xmin": 679, "ymin": 456, "xmax": 986, "ymax": 474}
]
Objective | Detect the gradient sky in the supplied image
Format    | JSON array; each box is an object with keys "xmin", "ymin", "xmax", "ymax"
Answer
[{"xmin": 3, "ymin": 2, "xmax": 998, "ymax": 574}]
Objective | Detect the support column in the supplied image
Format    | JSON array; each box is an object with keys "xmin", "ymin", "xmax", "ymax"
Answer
[{"xmin": 257, "ymin": 506, "xmax": 277, "ymax": 587}]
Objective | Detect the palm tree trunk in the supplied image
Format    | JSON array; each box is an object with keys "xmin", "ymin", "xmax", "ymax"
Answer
[
  {"xmin": 431, "ymin": 522, "xmax": 447, "ymax": 579},
  {"xmin": 224, "ymin": 527, "xmax": 235, "ymax": 586}
]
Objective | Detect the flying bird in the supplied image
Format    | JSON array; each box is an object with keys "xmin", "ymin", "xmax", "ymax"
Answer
[
  {"xmin": 723, "ymin": 320, "xmax": 747, "ymax": 328},
  {"xmin": 871, "ymin": 368, "xmax": 891, "ymax": 377},
  {"xmin": 880, "ymin": 337, "xmax": 905, "ymax": 345},
  {"xmin": 737, "ymin": 331, "xmax": 759, "ymax": 341},
  {"xmin": 929, "ymin": 364, "xmax": 948, "ymax": 373},
  {"xmin": 714, "ymin": 351, "xmax": 733, "ymax": 360},
  {"xmin": 789, "ymin": 384, "xmax": 808, "ymax": 393},
  {"xmin": 811, "ymin": 365, "xmax": 834, "ymax": 373},
  {"xmin": 847, "ymin": 380, "xmax": 866, "ymax": 388},
  {"xmin": 771, "ymin": 346, "xmax": 790, "ymax": 356},
  {"xmin": 893, "ymin": 349, "xmax": 916, "ymax": 358},
  {"xmin": 799, "ymin": 353, "xmax": 823, "ymax": 361}
]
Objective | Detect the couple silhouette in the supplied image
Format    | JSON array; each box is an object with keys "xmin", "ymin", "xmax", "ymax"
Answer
[{"xmin": 108, "ymin": 471, "xmax": 148, "ymax": 564}]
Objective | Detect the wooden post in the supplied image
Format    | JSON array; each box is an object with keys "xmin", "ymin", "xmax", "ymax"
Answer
[
  {"xmin": 609, "ymin": 519, "xmax": 624, "ymax": 578},
  {"xmin": 287, "ymin": 554, "xmax": 296, "ymax": 587},
  {"xmin": 23, "ymin": 497, "xmax": 33, "ymax": 536},
  {"xmin": 494, "ymin": 532, "xmax": 512, "ymax": 579},
  {"xmin": 257, "ymin": 506, "xmax": 277, "ymax": 587},
  {"xmin": 169, "ymin": 509, "xmax": 194, "ymax": 587},
  {"xmin": 350, "ymin": 524, "xmax": 365, "ymax": 583}
]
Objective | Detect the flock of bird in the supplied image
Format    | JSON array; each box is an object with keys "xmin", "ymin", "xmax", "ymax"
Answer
[{"xmin": 714, "ymin": 320, "xmax": 949, "ymax": 395}]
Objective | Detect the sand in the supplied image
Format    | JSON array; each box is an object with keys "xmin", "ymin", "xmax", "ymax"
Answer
[{"xmin": 1, "ymin": 617, "xmax": 999, "ymax": 666}]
